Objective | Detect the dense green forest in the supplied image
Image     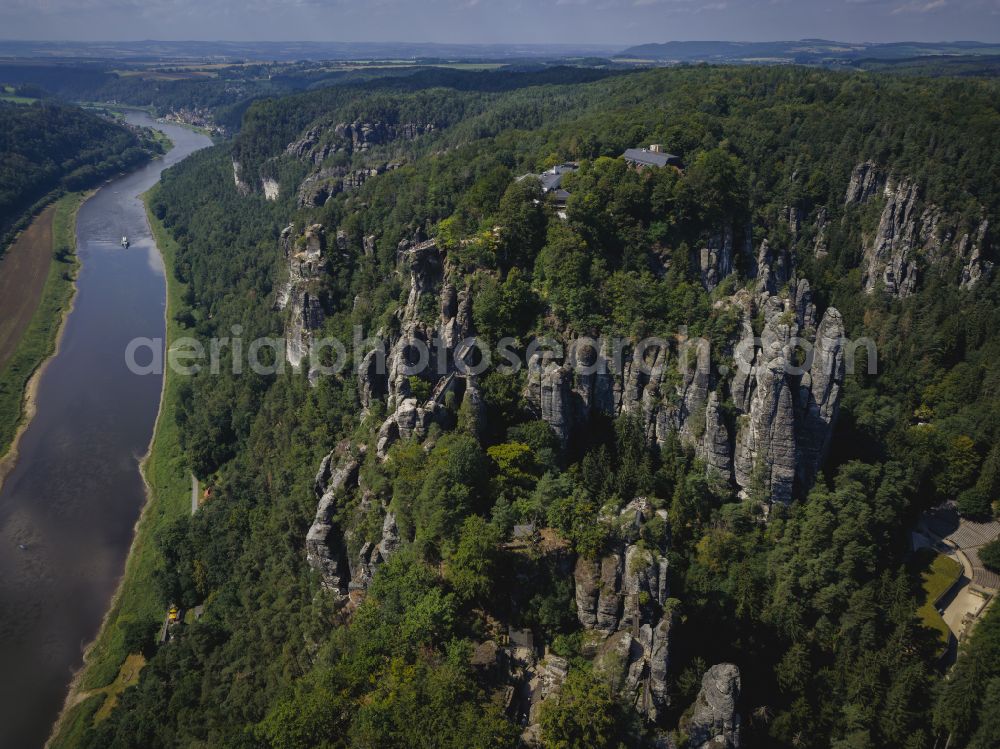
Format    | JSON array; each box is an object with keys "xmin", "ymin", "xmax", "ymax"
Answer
[
  {"xmin": 0, "ymin": 61, "xmax": 617, "ymax": 134},
  {"xmin": 0, "ymin": 100, "xmax": 161, "ymax": 248},
  {"xmin": 64, "ymin": 65, "xmax": 1000, "ymax": 748}
]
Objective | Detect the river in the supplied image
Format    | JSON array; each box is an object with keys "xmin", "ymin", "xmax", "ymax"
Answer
[{"xmin": 0, "ymin": 112, "xmax": 211, "ymax": 748}]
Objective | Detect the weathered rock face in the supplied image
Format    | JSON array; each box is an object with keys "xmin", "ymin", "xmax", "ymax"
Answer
[
  {"xmin": 523, "ymin": 361, "xmax": 575, "ymax": 447},
  {"xmin": 687, "ymin": 664, "xmax": 742, "ymax": 749},
  {"xmin": 845, "ymin": 161, "xmax": 992, "ymax": 297},
  {"xmin": 699, "ymin": 224, "xmax": 735, "ymax": 291},
  {"xmin": 353, "ymin": 237, "xmax": 488, "ymax": 458},
  {"xmin": 306, "ymin": 444, "xmax": 402, "ymax": 598},
  {"xmin": 296, "ymin": 166, "xmax": 347, "ymax": 207},
  {"xmin": 519, "ymin": 269, "xmax": 840, "ymax": 506},
  {"xmin": 232, "ymin": 159, "xmax": 251, "ymax": 196},
  {"xmin": 348, "ymin": 511, "xmax": 399, "ymax": 591},
  {"xmin": 699, "ymin": 391, "xmax": 733, "ymax": 481},
  {"xmin": 844, "ymin": 160, "xmax": 883, "ymax": 205},
  {"xmin": 283, "ymin": 120, "xmax": 428, "ymax": 204},
  {"xmin": 696, "ymin": 223, "xmax": 755, "ymax": 291},
  {"xmin": 755, "ymin": 238, "xmax": 792, "ymax": 299},
  {"xmin": 960, "ymin": 219, "xmax": 993, "ymax": 290},
  {"xmin": 573, "ymin": 556, "xmax": 600, "ymax": 629},
  {"xmin": 523, "ymin": 336, "xmax": 710, "ymax": 454},
  {"xmin": 730, "ymin": 294, "xmax": 845, "ymax": 505},
  {"xmin": 813, "ymin": 206, "xmax": 829, "ymax": 259},
  {"xmin": 296, "ymin": 164, "xmax": 403, "ymax": 207},
  {"xmin": 286, "ymin": 120, "xmax": 433, "ymax": 164},
  {"xmin": 796, "ymin": 308, "xmax": 846, "ymax": 489},
  {"xmin": 785, "ymin": 205, "xmax": 802, "ymax": 239},
  {"xmin": 306, "ymin": 450, "xmax": 362, "ymax": 594},
  {"xmin": 521, "ymin": 294, "xmax": 840, "ymax": 505},
  {"xmin": 262, "ymin": 177, "xmax": 279, "ymax": 201},
  {"xmin": 302, "ymin": 234, "xmax": 480, "ymax": 611},
  {"xmin": 861, "ymin": 177, "xmax": 924, "ymax": 298},
  {"xmin": 575, "ymin": 499, "xmax": 673, "ymax": 722},
  {"xmin": 277, "ymin": 224, "xmax": 327, "ymax": 371},
  {"xmin": 734, "ymin": 355, "xmax": 797, "ymax": 504}
]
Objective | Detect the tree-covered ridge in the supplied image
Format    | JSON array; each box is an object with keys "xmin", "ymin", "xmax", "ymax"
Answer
[
  {"xmin": 0, "ymin": 101, "xmax": 160, "ymax": 246},
  {"xmin": 76, "ymin": 65, "xmax": 1000, "ymax": 748}
]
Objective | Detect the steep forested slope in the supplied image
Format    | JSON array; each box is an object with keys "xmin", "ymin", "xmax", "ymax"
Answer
[
  {"xmin": 71, "ymin": 66, "xmax": 1000, "ymax": 749},
  {"xmin": 0, "ymin": 101, "xmax": 160, "ymax": 247}
]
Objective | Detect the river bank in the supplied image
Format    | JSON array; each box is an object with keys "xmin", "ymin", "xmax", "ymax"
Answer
[
  {"xmin": 48, "ymin": 187, "xmax": 195, "ymax": 748},
  {"xmin": 0, "ymin": 112, "xmax": 211, "ymax": 749},
  {"xmin": 0, "ymin": 122, "xmax": 176, "ymax": 479},
  {"xmin": 0, "ymin": 193, "xmax": 86, "ymax": 486}
]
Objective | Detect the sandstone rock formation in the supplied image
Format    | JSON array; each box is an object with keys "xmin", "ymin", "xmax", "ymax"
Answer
[
  {"xmin": 305, "ymin": 443, "xmax": 402, "ymax": 598},
  {"xmin": 687, "ymin": 664, "xmax": 741, "ymax": 749},
  {"xmin": 796, "ymin": 307, "xmax": 846, "ymax": 488},
  {"xmin": 522, "ymin": 283, "xmax": 843, "ymax": 506},
  {"xmin": 296, "ymin": 163, "xmax": 403, "ymax": 207},
  {"xmin": 734, "ymin": 354, "xmax": 797, "ymax": 504},
  {"xmin": 844, "ymin": 161, "xmax": 992, "ymax": 297},
  {"xmin": 285, "ymin": 120, "xmax": 433, "ymax": 164},
  {"xmin": 574, "ymin": 498, "xmax": 673, "ymax": 722},
  {"xmin": 305, "ymin": 449, "xmax": 361, "ymax": 594},
  {"xmin": 860, "ymin": 176, "xmax": 924, "ymax": 297},
  {"xmin": 348, "ymin": 510, "xmax": 399, "ymax": 591},
  {"xmin": 353, "ymin": 237, "xmax": 488, "ymax": 458},
  {"xmin": 284, "ymin": 119, "xmax": 430, "ymax": 205},
  {"xmin": 276, "ymin": 224, "xmax": 326, "ymax": 371},
  {"xmin": 699, "ymin": 224, "xmax": 735, "ymax": 291},
  {"xmin": 844, "ymin": 160, "xmax": 883, "ymax": 205},
  {"xmin": 960, "ymin": 218, "xmax": 992, "ymax": 290},
  {"xmin": 813, "ymin": 206, "xmax": 829, "ymax": 259},
  {"xmin": 262, "ymin": 177, "xmax": 279, "ymax": 201},
  {"xmin": 232, "ymin": 159, "xmax": 251, "ymax": 196}
]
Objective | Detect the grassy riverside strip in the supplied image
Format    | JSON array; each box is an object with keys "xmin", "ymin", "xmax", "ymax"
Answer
[
  {"xmin": 0, "ymin": 192, "xmax": 84, "ymax": 463},
  {"xmin": 49, "ymin": 186, "xmax": 192, "ymax": 748}
]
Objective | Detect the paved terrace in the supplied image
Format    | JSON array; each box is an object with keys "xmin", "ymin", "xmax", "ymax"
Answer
[{"xmin": 925, "ymin": 503, "xmax": 1000, "ymax": 591}]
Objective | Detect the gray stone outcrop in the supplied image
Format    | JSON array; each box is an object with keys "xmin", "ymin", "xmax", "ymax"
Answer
[
  {"xmin": 687, "ymin": 664, "xmax": 742, "ymax": 749},
  {"xmin": 574, "ymin": 499, "xmax": 673, "ymax": 722}
]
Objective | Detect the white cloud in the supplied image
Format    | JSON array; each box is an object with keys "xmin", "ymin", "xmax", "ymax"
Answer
[{"xmin": 890, "ymin": 0, "xmax": 947, "ymax": 13}]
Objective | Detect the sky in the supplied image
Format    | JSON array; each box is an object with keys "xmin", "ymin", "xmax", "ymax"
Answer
[{"xmin": 0, "ymin": 0, "xmax": 998, "ymax": 46}]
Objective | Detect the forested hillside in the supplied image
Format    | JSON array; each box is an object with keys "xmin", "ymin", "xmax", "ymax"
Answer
[
  {"xmin": 67, "ymin": 65, "xmax": 1000, "ymax": 748},
  {"xmin": 0, "ymin": 101, "xmax": 161, "ymax": 247}
]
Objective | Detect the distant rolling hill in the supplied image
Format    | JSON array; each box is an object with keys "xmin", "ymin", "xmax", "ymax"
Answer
[{"xmin": 616, "ymin": 39, "xmax": 1000, "ymax": 64}]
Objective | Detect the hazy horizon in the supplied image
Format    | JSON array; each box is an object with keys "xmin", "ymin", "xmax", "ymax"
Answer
[{"xmin": 1, "ymin": 0, "xmax": 998, "ymax": 48}]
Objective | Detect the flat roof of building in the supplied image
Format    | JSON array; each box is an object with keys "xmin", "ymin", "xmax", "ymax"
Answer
[{"xmin": 622, "ymin": 148, "xmax": 680, "ymax": 167}]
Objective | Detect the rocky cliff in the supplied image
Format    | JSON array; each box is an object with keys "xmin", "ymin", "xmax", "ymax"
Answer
[
  {"xmin": 286, "ymin": 120, "xmax": 431, "ymax": 206},
  {"xmin": 844, "ymin": 161, "xmax": 992, "ymax": 297},
  {"xmin": 305, "ymin": 446, "xmax": 361, "ymax": 595},
  {"xmin": 697, "ymin": 222, "xmax": 755, "ymax": 291},
  {"xmin": 286, "ymin": 120, "xmax": 434, "ymax": 164},
  {"xmin": 306, "ymin": 443, "xmax": 403, "ymax": 598},
  {"xmin": 521, "ymin": 274, "xmax": 844, "ymax": 507},
  {"xmin": 276, "ymin": 223, "xmax": 326, "ymax": 372},
  {"xmin": 573, "ymin": 498, "xmax": 674, "ymax": 722},
  {"xmin": 685, "ymin": 663, "xmax": 742, "ymax": 749},
  {"xmin": 233, "ymin": 119, "xmax": 432, "ymax": 203},
  {"xmin": 232, "ymin": 158, "xmax": 282, "ymax": 201},
  {"xmin": 296, "ymin": 163, "xmax": 404, "ymax": 207},
  {"xmin": 304, "ymin": 236, "xmax": 486, "ymax": 593},
  {"xmin": 366, "ymin": 237, "xmax": 487, "ymax": 458}
]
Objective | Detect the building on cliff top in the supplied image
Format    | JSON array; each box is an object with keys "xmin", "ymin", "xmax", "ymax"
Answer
[{"xmin": 623, "ymin": 145, "xmax": 683, "ymax": 169}]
